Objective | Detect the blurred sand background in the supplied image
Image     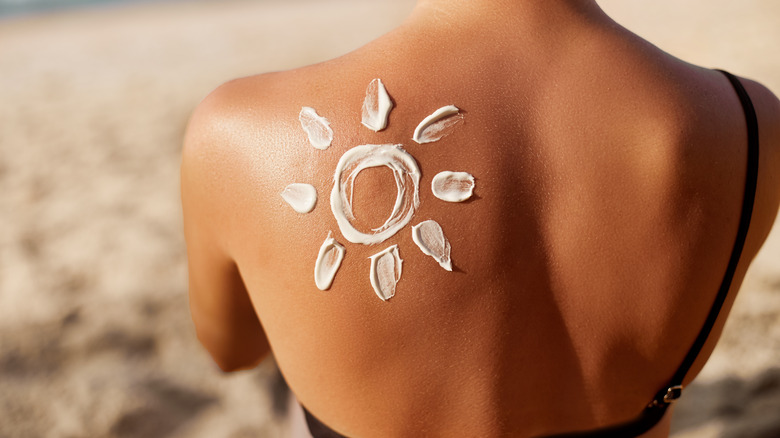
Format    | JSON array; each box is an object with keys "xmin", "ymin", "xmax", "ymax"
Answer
[{"xmin": 0, "ymin": 0, "xmax": 778, "ymax": 437}]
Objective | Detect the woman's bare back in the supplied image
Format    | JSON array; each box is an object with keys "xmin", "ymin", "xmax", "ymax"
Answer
[{"xmin": 181, "ymin": 1, "xmax": 780, "ymax": 436}]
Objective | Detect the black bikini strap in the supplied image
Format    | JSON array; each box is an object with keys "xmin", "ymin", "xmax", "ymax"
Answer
[
  {"xmin": 303, "ymin": 405, "xmax": 348, "ymax": 438},
  {"xmin": 662, "ymin": 69, "xmax": 759, "ymax": 390},
  {"xmin": 546, "ymin": 70, "xmax": 760, "ymax": 437}
]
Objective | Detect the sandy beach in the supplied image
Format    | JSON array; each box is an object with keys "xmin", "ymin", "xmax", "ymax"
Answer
[{"xmin": 0, "ymin": 0, "xmax": 778, "ymax": 436}]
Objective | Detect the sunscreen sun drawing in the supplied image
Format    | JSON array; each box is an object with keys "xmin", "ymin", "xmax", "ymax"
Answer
[{"xmin": 282, "ymin": 79, "xmax": 475, "ymax": 302}]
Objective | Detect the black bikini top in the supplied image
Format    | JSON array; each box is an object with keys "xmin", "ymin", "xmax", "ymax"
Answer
[{"xmin": 300, "ymin": 69, "xmax": 760, "ymax": 438}]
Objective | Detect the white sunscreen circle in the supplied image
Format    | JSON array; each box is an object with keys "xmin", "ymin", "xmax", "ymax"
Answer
[
  {"xmin": 431, "ymin": 171, "xmax": 475, "ymax": 203},
  {"xmin": 330, "ymin": 144, "xmax": 421, "ymax": 245},
  {"xmin": 281, "ymin": 183, "xmax": 317, "ymax": 213}
]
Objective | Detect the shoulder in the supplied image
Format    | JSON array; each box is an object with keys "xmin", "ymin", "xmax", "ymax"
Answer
[
  {"xmin": 678, "ymin": 70, "xmax": 780, "ymax": 254},
  {"xmin": 181, "ymin": 64, "xmax": 351, "ymax": 166},
  {"xmin": 742, "ymin": 77, "xmax": 780, "ymax": 172},
  {"xmin": 739, "ymin": 76, "xmax": 780, "ymax": 249},
  {"xmin": 180, "ymin": 73, "xmax": 286, "ymax": 253},
  {"xmin": 183, "ymin": 72, "xmax": 285, "ymax": 160},
  {"xmin": 180, "ymin": 64, "xmax": 355, "ymax": 251},
  {"xmin": 181, "ymin": 68, "xmax": 317, "ymax": 188}
]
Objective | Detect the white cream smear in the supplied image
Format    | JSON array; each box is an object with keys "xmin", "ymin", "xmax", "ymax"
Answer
[
  {"xmin": 314, "ymin": 232, "xmax": 346, "ymax": 291},
  {"xmin": 361, "ymin": 78, "xmax": 393, "ymax": 132},
  {"xmin": 431, "ymin": 171, "xmax": 475, "ymax": 202},
  {"xmin": 280, "ymin": 183, "xmax": 317, "ymax": 213},
  {"xmin": 299, "ymin": 106, "xmax": 333, "ymax": 150},
  {"xmin": 293, "ymin": 87, "xmax": 474, "ymax": 299},
  {"xmin": 411, "ymin": 220, "xmax": 452, "ymax": 271},
  {"xmin": 369, "ymin": 245, "xmax": 402, "ymax": 301},
  {"xmin": 413, "ymin": 105, "xmax": 463, "ymax": 144},
  {"xmin": 331, "ymin": 144, "xmax": 421, "ymax": 245}
]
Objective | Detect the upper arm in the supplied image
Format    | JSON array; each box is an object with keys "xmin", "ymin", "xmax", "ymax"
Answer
[
  {"xmin": 181, "ymin": 81, "xmax": 271, "ymax": 372},
  {"xmin": 743, "ymin": 78, "xmax": 780, "ymax": 247}
]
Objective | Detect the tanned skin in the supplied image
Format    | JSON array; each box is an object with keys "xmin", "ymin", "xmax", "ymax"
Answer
[{"xmin": 181, "ymin": 1, "xmax": 780, "ymax": 436}]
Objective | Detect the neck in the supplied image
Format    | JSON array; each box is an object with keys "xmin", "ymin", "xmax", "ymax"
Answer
[{"xmin": 409, "ymin": 0, "xmax": 604, "ymax": 30}]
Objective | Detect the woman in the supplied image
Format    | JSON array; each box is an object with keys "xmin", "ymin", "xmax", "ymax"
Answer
[{"xmin": 181, "ymin": 0, "xmax": 780, "ymax": 436}]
